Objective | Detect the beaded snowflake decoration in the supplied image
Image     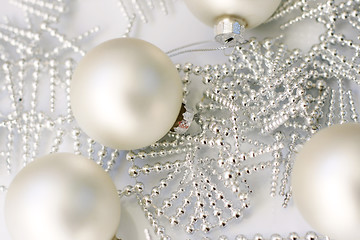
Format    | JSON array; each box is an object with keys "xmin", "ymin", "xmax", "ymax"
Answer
[{"xmin": 0, "ymin": 0, "xmax": 360, "ymax": 240}]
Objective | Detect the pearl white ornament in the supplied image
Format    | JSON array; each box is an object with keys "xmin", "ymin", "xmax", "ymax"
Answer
[
  {"xmin": 5, "ymin": 153, "xmax": 121, "ymax": 240},
  {"xmin": 183, "ymin": 0, "xmax": 281, "ymax": 29},
  {"xmin": 292, "ymin": 123, "xmax": 360, "ymax": 240},
  {"xmin": 71, "ymin": 38, "xmax": 182, "ymax": 150}
]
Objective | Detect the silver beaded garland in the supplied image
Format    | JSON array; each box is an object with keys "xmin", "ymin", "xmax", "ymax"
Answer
[{"xmin": 1, "ymin": 0, "xmax": 360, "ymax": 240}]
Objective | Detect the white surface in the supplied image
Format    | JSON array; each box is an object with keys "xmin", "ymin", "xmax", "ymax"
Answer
[{"xmin": 0, "ymin": 0, "xmax": 342, "ymax": 239}]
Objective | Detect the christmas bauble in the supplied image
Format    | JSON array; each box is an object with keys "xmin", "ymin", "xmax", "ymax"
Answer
[
  {"xmin": 292, "ymin": 123, "xmax": 360, "ymax": 240},
  {"xmin": 183, "ymin": 0, "xmax": 281, "ymax": 29},
  {"xmin": 5, "ymin": 153, "xmax": 121, "ymax": 240},
  {"xmin": 71, "ymin": 38, "xmax": 183, "ymax": 150}
]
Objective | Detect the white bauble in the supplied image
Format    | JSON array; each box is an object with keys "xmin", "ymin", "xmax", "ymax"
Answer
[
  {"xmin": 292, "ymin": 123, "xmax": 360, "ymax": 240},
  {"xmin": 71, "ymin": 38, "xmax": 183, "ymax": 150},
  {"xmin": 183, "ymin": 0, "xmax": 281, "ymax": 29},
  {"xmin": 5, "ymin": 153, "xmax": 121, "ymax": 240}
]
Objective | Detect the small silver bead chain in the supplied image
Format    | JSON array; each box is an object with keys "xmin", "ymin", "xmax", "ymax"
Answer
[{"xmin": 1, "ymin": 0, "xmax": 360, "ymax": 240}]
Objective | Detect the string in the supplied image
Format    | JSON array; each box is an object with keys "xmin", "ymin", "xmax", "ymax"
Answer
[
  {"xmin": 166, "ymin": 40, "xmax": 249, "ymax": 58},
  {"xmin": 165, "ymin": 40, "xmax": 213, "ymax": 54}
]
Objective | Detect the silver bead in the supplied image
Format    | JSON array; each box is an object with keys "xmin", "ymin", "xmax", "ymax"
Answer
[
  {"xmin": 270, "ymin": 234, "xmax": 282, "ymax": 240},
  {"xmin": 305, "ymin": 232, "xmax": 318, "ymax": 240},
  {"xmin": 253, "ymin": 234, "xmax": 264, "ymax": 240},
  {"xmin": 235, "ymin": 235, "xmax": 248, "ymax": 240},
  {"xmin": 288, "ymin": 232, "xmax": 300, "ymax": 240}
]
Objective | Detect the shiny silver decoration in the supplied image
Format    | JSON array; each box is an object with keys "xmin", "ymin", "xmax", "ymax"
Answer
[
  {"xmin": 0, "ymin": 0, "xmax": 360, "ymax": 240},
  {"xmin": 214, "ymin": 17, "xmax": 246, "ymax": 44}
]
